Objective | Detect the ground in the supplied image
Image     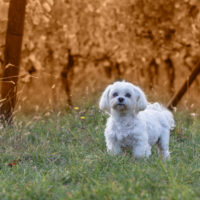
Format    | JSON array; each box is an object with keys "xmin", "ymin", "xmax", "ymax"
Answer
[{"xmin": 0, "ymin": 104, "xmax": 200, "ymax": 200}]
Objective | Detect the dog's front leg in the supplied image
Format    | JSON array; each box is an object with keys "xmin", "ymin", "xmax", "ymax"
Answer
[
  {"xmin": 105, "ymin": 135, "xmax": 121, "ymax": 155},
  {"xmin": 133, "ymin": 140, "xmax": 151, "ymax": 159}
]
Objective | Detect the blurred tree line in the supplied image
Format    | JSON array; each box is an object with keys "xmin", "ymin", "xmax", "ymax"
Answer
[{"xmin": 0, "ymin": 0, "xmax": 200, "ymax": 113}]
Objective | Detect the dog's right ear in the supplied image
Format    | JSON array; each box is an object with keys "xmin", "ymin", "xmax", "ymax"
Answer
[{"xmin": 99, "ymin": 85, "xmax": 112, "ymax": 114}]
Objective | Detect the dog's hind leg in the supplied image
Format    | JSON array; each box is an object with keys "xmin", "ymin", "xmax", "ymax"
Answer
[{"xmin": 157, "ymin": 130, "xmax": 170, "ymax": 159}]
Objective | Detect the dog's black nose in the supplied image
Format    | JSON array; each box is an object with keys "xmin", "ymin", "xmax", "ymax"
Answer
[{"xmin": 118, "ymin": 97, "xmax": 124, "ymax": 103}]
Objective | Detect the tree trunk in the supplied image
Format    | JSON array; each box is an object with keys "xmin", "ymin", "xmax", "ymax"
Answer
[
  {"xmin": 61, "ymin": 49, "xmax": 74, "ymax": 106},
  {"xmin": 167, "ymin": 62, "xmax": 200, "ymax": 110},
  {"xmin": 0, "ymin": 0, "xmax": 27, "ymax": 125}
]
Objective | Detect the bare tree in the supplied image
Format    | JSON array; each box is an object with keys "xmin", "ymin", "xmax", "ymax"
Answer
[
  {"xmin": 148, "ymin": 58, "xmax": 159, "ymax": 90},
  {"xmin": 167, "ymin": 62, "xmax": 200, "ymax": 110},
  {"xmin": 165, "ymin": 56, "xmax": 175, "ymax": 95},
  {"xmin": 0, "ymin": 0, "xmax": 27, "ymax": 125},
  {"xmin": 61, "ymin": 49, "xmax": 74, "ymax": 106}
]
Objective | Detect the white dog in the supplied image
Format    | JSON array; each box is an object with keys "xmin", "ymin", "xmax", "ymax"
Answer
[{"xmin": 99, "ymin": 81, "xmax": 175, "ymax": 159}]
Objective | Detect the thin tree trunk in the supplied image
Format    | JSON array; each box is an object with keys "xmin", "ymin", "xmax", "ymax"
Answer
[
  {"xmin": 61, "ymin": 49, "xmax": 74, "ymax": 106},
  {"xmin": 167, "ymin": 62, "xmax": 200, "ymax": 110},
  {"xmin": 165, "ymin": 57, "xmax": 175, "ymax": 95},
  {"xmin": 0, "ymin": 0, "xmax": 27, "ymax": 124}
]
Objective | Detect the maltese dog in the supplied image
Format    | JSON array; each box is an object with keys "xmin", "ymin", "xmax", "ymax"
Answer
[{"xmin": 99, "ymin": 81, "xmax": 175, "ymax": 159}]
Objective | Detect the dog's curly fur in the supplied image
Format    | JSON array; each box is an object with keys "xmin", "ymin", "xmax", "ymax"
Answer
[{"xmin": 99, "ymin": 81, "xmax": 175, "ymax": 159}]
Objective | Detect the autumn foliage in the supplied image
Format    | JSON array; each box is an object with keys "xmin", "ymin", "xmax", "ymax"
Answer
[{"xmin": 0, "ymin": 0, "xmax": 200, "ymax": 111}]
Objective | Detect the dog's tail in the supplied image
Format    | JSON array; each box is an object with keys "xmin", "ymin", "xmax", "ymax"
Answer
[
  {"xmin": 163, "ymin": 109, "xmax": 175, "ymax": 130},
  {"xmin": 147, "ymin": 103, "xmax": 175, "ymax": 130}
]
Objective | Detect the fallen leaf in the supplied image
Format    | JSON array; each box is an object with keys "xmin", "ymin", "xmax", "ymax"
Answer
[{"xmin": 8, "ymin": 159, "xmax": 21, "ymax": 167}]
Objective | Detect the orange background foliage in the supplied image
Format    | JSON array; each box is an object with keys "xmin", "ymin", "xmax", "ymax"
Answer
[{"xmin": 0, "ymin": 0, "xmax": 200, "ymax": 112}]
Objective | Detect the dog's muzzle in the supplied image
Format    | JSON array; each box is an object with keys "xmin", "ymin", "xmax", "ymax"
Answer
[{"xmin": 113, "ymin": 98, "xmax": 127, "ymax": 110}]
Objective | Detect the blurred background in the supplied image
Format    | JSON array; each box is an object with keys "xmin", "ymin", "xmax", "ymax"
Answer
[{"xmin": 0, "ymin": 0, "xmax": 200, "ymax": 114}]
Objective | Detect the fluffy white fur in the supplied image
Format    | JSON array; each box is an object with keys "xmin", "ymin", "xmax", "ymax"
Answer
[{"xmin": 99, "ymin": 81, "xmax": 175, "ymax": 159}]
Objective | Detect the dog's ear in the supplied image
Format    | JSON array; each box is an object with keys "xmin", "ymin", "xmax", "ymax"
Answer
[
  {"xmin": 134, "ymin": 86, "xmax": 147, "ymax": 112},
  {"xmin": 99, "ymin": 85, "xmax": 112, "ymax": 113}
]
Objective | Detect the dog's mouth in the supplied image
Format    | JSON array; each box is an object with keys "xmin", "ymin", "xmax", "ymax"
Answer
[
  {"xmin": 117, "ymin": 103, "xmax": 125, "ymax": 106},
  {"xmin": 114, "ymin": 103, "xmax": 127, "ymax": 111}
]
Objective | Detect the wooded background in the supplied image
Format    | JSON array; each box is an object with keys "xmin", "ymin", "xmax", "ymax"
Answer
[{"xmin": 0, "ymin": 0, "xmax": 200, "ymax": 114}]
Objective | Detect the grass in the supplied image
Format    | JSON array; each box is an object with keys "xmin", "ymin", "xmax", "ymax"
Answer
[{"xmin": 0, "ymin": 104, "xmax": 200, "ymax": 200}]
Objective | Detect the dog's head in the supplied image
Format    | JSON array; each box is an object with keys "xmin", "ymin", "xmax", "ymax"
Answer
[{"xmin": 99, "ymin": 81, "xmax": 147, "ymax": 114}]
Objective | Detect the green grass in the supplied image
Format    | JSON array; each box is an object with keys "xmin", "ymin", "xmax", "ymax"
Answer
[{"xmin": 0, "ymin": 105, "xmax": 200, "ymax": 200}]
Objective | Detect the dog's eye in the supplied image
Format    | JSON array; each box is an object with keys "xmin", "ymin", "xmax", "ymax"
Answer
[
  {"xmin": 113, "ymin": 92, "xmax": 118, "ymax": 97},
  {"xmin": 125, "ymin": 93, "xmax": 131, "ymax": 98}
]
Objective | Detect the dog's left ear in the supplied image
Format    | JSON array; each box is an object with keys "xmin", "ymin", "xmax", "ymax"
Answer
[
  {"xmin": 99, "ymin": 85, "xmax": 112, "ymax": 113},
  {"xmin": 134, "ymin": 86, "xmax": 147, "ymax": 112}
]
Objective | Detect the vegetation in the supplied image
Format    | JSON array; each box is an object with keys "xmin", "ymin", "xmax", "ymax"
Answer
[
  {"xmin": 1, "ymin": 0, "xmax": 200, "ymax": 110},
  {"xmin": 0, "ymin": 1, "xmax": 199, "ymax": 199},
  {"xmin": 0, "ymin": 105, "xmax": 199, "ymax": 200}
]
